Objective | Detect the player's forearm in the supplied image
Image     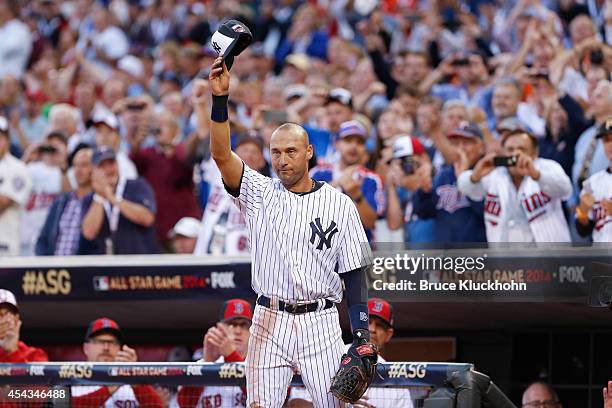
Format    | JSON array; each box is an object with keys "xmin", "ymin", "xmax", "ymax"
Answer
[
  {"xmin": 209, "ymin": 95, "xmax": 244, "ymax": 190},
  {"xmin": 210, "ymin": 120, "xmax": 232, "ymax": 162},
  {"xmin": 210, "ymin": 95, "xmax": 232, "ymax": 163},
  {"xmin": 342, "ymin": 267, "xmax": 369, "ymax": 333},
  {"xmin": 81, "ymin": 201, "xmax": 105, "ymax": 240}
]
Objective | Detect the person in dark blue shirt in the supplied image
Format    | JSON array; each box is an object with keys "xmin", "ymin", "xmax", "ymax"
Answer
[
  {"xmin": 413, "ymin": 122, "xmax": 486, "ymax": 243},
  {"xmin": 81, "ymin": 146, "xmax": 160, "ymax": 254}
]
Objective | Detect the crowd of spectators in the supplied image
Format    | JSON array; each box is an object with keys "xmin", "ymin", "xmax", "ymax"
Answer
[{"xmin": 0, "ymin": 0, "xmax": 611, "ymax": 256}]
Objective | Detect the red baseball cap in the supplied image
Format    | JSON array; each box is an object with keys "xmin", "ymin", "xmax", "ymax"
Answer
[
  {"xmin": 85, "ymin": 317, "xmax": 122, "ymax": 342},
  {"xmin": 368, "ymin": 298, "xmax": 393, "ymax": 327},
  {"xmin": 219, "ymin": 299, "xmax": 253, "ymax": 323}
]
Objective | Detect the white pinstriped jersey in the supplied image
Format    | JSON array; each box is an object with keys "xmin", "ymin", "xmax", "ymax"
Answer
[
  {"xmin": 230, "ymin": 163, "xmax": 370, "ymax": 302},
  {"xmin": 582, "ymin": 169, "xmax": 612, "ymax": 242}
]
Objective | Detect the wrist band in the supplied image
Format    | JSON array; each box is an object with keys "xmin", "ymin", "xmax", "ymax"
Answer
[{"xmin": 211, "ymin": 95, "xmax": 229, "ymax": 123}]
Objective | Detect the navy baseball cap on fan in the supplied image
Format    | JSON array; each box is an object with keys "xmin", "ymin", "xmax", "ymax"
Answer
[
  {"xmin": 85, "ymin": 317, "xmax": 123, "ymax": 342},
  {"xmin": 596, "ymin": 117, "xmax": 612, "ymax": 138},
  {"xmin": 448, "ymin": 121, "xmax": 483, "ymax": 140},
  {"xmin": 219, "ymin": 299, "xmax": 253, "ymax": 323},
  {"xmin": 368, "ymin": 298, "xmax": 393, "ymax": 327},
  {"xmin": 209, "ymin": 19, "xmax": 253, "ymax": 70},
  {"xmin": 92, "ymin": 146, "xmax": 116, "ymax": 166}
]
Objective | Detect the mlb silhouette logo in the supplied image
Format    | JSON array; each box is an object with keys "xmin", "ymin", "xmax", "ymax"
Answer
[{"xmin": 232, "ymin": 24, "xmax": 245, "ymax": 33}]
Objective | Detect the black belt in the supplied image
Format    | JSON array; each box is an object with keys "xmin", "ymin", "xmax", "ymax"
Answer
[{"xmin": 257, "ymin": 296, "xmax": 334, "ymax": 314}]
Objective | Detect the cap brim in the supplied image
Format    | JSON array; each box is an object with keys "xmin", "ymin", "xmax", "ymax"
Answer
[
  {"xmin": 222, "ymin": 316, "xmax": 252, "ymax": 324},
  {"xmin": 0, "ymin": 302, "xmax": 19, "ymax": 313},
  {"xmin": 211, "ymin": 28, "xmax": 239, "ymax": 71},
  {"xmin": 596, "ymin": 131, "xmax": 612, "ymax": 138},
  {"xmin": 448, "ymin": 131, "xmax": 479, "ymax": 139},
  {"xmin": 87, "ymin": 328, "xmax": 123, "ymax": 343}
]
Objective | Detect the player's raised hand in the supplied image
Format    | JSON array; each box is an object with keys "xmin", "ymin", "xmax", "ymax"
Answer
[
  {"xmin": 116, "ymin": 345, "xmax": 138, "ymax": 362},
  {"xmin": 209, "ymin": 56, "xmax": 230, "ymax": 96}
]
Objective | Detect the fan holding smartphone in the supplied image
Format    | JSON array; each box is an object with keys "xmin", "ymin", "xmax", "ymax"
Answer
[{"xmin": 457, "ymin": 129, "xmax": 573, "ymax": 242}]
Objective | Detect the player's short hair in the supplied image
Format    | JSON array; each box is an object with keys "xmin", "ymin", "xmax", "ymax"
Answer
[
  {"xmin": 522, "ymin": 382, "xmax": 560, "ymax": 406},
  {"xmin": 272, "ymin": 123, "xmax": 310, "ymax": 146}
]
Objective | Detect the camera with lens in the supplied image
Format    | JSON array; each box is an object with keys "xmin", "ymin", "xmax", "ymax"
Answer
[{"xmin": 401, "ymin": 156, "xmax": 416, "ymax": 174}]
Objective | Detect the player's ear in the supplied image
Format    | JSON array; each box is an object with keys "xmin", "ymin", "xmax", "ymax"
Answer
[{"xmin": 306, "ymin": 144, "xmax": 313, "ymax": 160}]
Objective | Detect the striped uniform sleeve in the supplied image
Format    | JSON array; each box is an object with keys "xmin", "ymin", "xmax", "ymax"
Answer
[
  {"xmin": 224, "ymin": 162, "xmax": 270, "ymax": 219},
  {"xmin": 337, "ymin": 197, "xmax": 371, "ymax": 274}
]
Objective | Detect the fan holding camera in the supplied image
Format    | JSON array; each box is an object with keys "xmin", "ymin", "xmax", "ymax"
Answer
[
  {"xmin": 413, "ymin": 122, "xmax": 487, "ymax": 243},
  {"xmin": 385, "ymin": 135, "xmax": 436, "ymax": 243},
  {"xmin": 457, "ymin": 129, "xmax": 573, "ymax": 242}
]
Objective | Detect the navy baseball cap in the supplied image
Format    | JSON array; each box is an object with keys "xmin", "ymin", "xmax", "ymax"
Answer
[
  {"xmin": 92, "ymin": 146, "xmax": 117, "ymax": 166},
  {"xmin": 596, "ymin": 117, "xmax": 612, "ymax": 138},
  {"xmin": 209, "ymin": 19, "xmax": 253, "ymax": 70},
  {"xmin": 448, "ymin": 121, "xmax": 483, "ymax": 140},
  {"xmin": 85, "ymin": 317, "xmax": 122, "ymax": 342},
  {"xmin": 219, "ymin": 299, "xmax": 253, "ymax": 323}
]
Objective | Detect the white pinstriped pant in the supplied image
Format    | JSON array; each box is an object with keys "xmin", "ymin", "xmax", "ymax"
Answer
[{"xmin": 246, "ymin": 301, "xmax": 347, "ymax": 408}]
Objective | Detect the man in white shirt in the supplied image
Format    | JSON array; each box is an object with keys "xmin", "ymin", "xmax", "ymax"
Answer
[
  {"xmin": 0, "ymin": 116, "xmax": 32, "ymax": 255},
  {"xmin": 458, "ymin": 129, "xmax": 572, "ymax": 242},
  {"xmin": 20, "ymin": 132, "xmax": 67, "ymax": 255},
  {"xmin": 0, "ymin": 1, "xmax": 32, "ymax": 79}
]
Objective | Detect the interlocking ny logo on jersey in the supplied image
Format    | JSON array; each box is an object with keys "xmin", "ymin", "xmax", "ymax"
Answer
[{"xmin": 309, "ymin": 217, "xmax": 338, "ymax": 250}]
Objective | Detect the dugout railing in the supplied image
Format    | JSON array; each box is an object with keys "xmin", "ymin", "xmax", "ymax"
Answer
[{"xmin": 0, "ymin": 362, "xmax": 516, "ymax": 407}]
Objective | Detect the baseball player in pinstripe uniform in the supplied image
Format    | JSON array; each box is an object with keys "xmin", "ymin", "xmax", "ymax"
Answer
[
  {"xmin": 193, "ymin": 56, "xmax": 374, "ymax": 407},
  {"xmin": 576, "ymin": 118, "xmax": 612, "ymax": 242}
]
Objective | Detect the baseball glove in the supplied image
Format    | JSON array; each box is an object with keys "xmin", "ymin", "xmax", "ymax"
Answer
[{"xmin": 329, "ymin": 329, "xmax": 378, "ymax": 403}]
